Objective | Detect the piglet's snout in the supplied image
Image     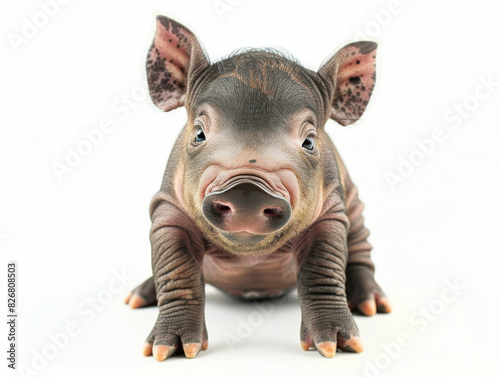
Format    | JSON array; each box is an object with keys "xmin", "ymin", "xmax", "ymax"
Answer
[{"xmin": 202, "ymin": 181, "xmax": 291, "ymax": 235}]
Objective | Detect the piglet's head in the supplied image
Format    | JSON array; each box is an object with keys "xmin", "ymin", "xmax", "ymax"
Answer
[{"xmin": 146, "ymin": 16, "xmax": 377, "ymax": 256}]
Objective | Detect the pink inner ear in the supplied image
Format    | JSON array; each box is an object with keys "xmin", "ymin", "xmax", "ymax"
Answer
[
  {"xmin": 331, "ymin": 44, "xmax": 376, "ymax": 126},
  {"xmin": 146, "ymin": 17, "xmax": 199, "ymax": 111},
  {"xmin": 154, "ymin": 18, "xmax": 190, "ymax": 82}
]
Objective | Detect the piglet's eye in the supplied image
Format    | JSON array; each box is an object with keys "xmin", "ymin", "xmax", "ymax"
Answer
[
  {"xmin": 302, "ymin": 136, "xmax": 315, "ymax": 151},
  {"xmin": 195, "ymin": 127, "xmax": 206, "ymax": 143}
]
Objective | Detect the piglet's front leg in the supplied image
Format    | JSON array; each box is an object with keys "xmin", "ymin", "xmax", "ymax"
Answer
[
  {"xmin": 143, "ymin": 199, "xmax": 208, "ymax": 361},
  {"xmin": 297, "ymin": 215, "xmax": 363, "ymax": 358}
]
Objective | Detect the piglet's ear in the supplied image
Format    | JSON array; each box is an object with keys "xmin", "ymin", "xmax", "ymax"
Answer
[
  {"xmin": 146, "ymin": 16, "xmax": 209, "ymax": 112},
  {"xmin": 318, "ymin": 42, "xmax": 377, "ymax": 126}
]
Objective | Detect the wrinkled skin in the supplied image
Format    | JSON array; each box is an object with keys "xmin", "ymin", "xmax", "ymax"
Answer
[{"xmin": 124, "ymin": 15, "xmax": 391, "ymax": 361}]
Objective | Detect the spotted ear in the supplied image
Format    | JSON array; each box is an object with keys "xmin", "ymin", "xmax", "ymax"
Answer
[
  {"xmin": 146, "ymin": 16, "xmax": 209, "ymax": 112},
  {"xmin": 318, "ymin": 42, "xmax": 377, "ymax": 126}
]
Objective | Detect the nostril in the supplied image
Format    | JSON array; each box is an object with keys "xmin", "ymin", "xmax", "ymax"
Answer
[
  {"xmin": 262, "ymin": 207, "xmax": 283, "ymax": 219},
  {"xmin": 213, "ymin": 202, "xmax": 232, "ymax": 216}
]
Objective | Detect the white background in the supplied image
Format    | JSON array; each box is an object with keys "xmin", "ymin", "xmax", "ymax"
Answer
[{"xmin": 1, "ymin": 0, "xmax": 499, "ymax": 376}]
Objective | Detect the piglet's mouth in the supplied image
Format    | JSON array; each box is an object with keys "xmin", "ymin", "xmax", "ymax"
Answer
[
  {"xmin": 202, "ymin": 177, "xmax": 292, "ymax": 238},
  {"xmin": 220, "ymin": 231, "xmax": 267, "ymax": 243}
]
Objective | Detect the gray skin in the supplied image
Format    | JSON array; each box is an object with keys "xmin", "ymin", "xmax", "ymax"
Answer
[{"xmin": 124, "ymin": 16, "xmax": 391, "ymax": 360}]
